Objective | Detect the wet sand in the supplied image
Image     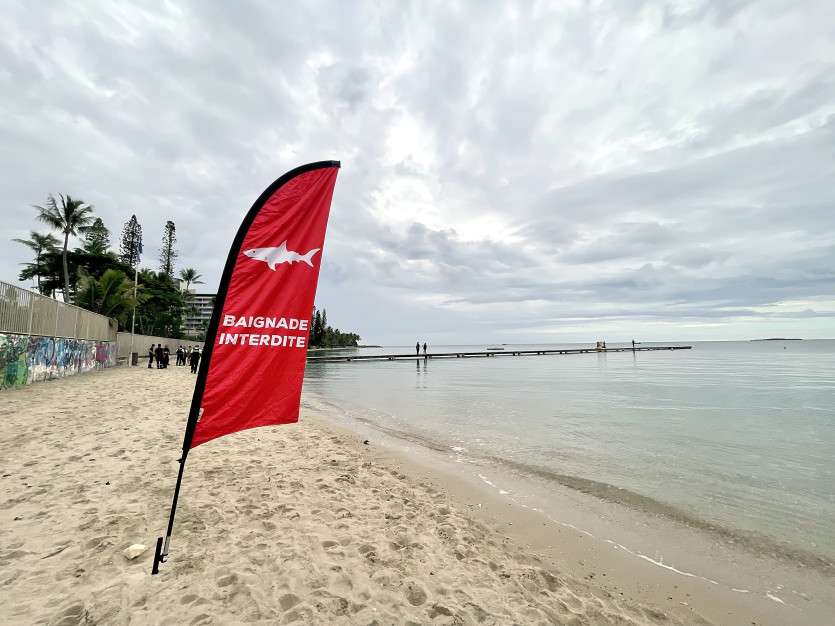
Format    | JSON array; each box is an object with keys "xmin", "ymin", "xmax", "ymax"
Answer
[{"xmin": 0, "ymin": 366, "xmax": 820, "ymax": 624}]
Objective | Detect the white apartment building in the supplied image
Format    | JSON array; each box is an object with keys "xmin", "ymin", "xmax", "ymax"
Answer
[{"xmin": 183, "ymin": 292, "xmax": 215, "ymax": 337}]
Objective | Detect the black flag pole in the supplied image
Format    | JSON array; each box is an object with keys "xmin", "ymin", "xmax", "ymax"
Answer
[{"xmin": 151, "ymin": 161, "xmax": 340, "ymax": 575}]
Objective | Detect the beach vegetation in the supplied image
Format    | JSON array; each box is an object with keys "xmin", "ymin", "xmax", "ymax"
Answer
[
  {"xmin": 12, "ymin": 231, "xmax": 60, "ymax": 294},
  {"xmin": 82, "ymin": 218, "xmax": 112, "ymax": 256},
  {"xmin": 309, "ymin": 306, "xmax": 360, "ymax": 347},
  {"xmin": 76, "ymin": 268, "xmax": 141, "ymax": 326},
  {"xmin": 119, "ymin": 215, "xmax": 143, "ymax": 268},
  {"xmin": 16, "ymin": 204, "xmax": 201, "ymax": 340},
  {"xmin": 38, "ymin": 250, "xmax": 134, "ymax": 299},
  {"xmin": 136, "ymin": 269, "xmax": 188, "ymax": 337},
  {"xmin": 179, "ymin": 267, "xmax": 203, "ymax": 292},
  {"xmin": 159, "ymin": 220, "xmax": 178, "ymax": 280},
  {"xmin": 32, "ymin": 193, "xmax": 95, "ymax": 300}
]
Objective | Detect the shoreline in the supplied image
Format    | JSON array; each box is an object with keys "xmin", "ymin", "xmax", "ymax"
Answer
[
  {"xmin": 0, "ymin": 366, "xmax": 830, "ymax": 624},
  {"xmin": 308, "ymin": 398, "xmax": 833, "ymax": 572},
  {"xmin": 303, "ymin": 392, "xmax": 835, "ymax": 626}
]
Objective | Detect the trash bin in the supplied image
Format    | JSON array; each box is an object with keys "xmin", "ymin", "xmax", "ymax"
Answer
[{"xmin": 130, "ymin": 352, "xmax": 139, "ymax": 366}]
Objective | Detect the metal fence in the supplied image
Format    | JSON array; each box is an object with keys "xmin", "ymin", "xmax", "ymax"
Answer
[{"xmin": 0, "ymin": 280, "xmax": 117, "ymax": 341}]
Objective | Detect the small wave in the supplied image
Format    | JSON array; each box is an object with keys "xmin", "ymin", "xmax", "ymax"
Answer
[
  {"xmin": 478, "ymin": 474, "xmax": 496, "ymax": 487},
  {"xmin": 307, "ymin": 394, "xmax": 834, "ymax": 576},
  {"xmin": 486, "ymin": 455, "xmax": 835, "ymax": 575}
]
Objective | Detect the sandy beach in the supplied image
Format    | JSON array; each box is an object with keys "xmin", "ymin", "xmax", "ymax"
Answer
[{"xmin": 0, "ymin": 365, "xmax": 816, "ymax": 625}]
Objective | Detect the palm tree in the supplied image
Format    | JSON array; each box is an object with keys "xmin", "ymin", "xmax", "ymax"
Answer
[
  {"xmin": 34, "ymin": 194, "xmax": 95, "ymax": 300},
  {"xmin": 76, "ymin": 268, "xmax": 139, "ymax": 327},
  {"xmin": 179, "ymin": 267, "xmax": 203, "ymax": 292},
  {"xmin": 12, "ymin": 231, "xmax": 60, "ymax": 293}
]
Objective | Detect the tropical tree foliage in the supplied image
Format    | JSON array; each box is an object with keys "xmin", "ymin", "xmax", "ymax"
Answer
[
  {"xmin": 309, "ymin": 307, "xmax": 360, "ymax": 347},
  {"xmin": 33, "ymin": 193, "xmax": 95, "ymax": 300},
  {"xmin": 75, "ymin": 268, "xmax": 139, "ymax": 327},
  {"xmin": 12, "ymin": 231, "xmax": 60, "ymax": 293},
  {"xmin": 159, "ymin": 220, "xmax": 178, "ymax": 279},
  {"xmin": 179, "ymin": 267, "xmax": 203, "ymax": 292},
  {"xmin": 16, "ymin": 195, "xmax": 212, "ymax": 339},
  {"xmin": 136, "ymin": 269, "xmax": 187, "ymax": 337},
  {"xmin": 82, "ymin": 217, "xmax": 112, "ymax": 255},
  {"xmin": 38, "ymin": 250, "xmax": 134, "ymax": 297},
  {"xmin": 16, "ymin": 196, "xmax": 359, "ymax": 342},
  {"xmin": 120, "ymin": 214, "xmax": 143, "ymax": 268}
]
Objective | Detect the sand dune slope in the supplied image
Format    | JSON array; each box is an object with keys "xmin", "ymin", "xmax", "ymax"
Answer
[{"xmin": 0, "ymin": 366, "xmax": 691, "ymax": 625}]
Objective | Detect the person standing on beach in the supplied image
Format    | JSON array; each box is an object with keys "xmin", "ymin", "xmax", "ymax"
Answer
[
  {"xmin": 189, "ymin": 347, "xmax": 200, "ymax": 373},
  {"xmin": 163, "ymin": 345, "xmax": 170, "ymax": 368},
  {"xmin": 423, "ymin": 342, "xmax": 427, "ymax": 357},
  {"xmin": 416, "ymin": 341, "xmax": 420, "ymax": 355},
  {"xmin": 176, "ymin": 346, "xmax": 183, "ymax": 366},
  {"xmin": 147, "ymin": 345, "xmax": 155, "ymax": 369},
  {"xmin": 154, "ymin": 344, "xmax": 164, "ymax": 369}
]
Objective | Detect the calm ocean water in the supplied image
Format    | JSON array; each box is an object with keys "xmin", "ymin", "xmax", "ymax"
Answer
[{"xmin": 302, "ymin": 340, "xmax": 835, "ymax": 567}]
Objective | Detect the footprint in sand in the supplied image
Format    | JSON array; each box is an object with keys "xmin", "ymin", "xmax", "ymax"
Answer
[
  {"xmin": 403, "ymin": 581, "xmax": 428, "ymax": 606},
  {"xmin": 279, "ymin": 593, "xmax": 301, "ymax": 612},
  {"xmin": 357, "ymin": 544, "xmax": 377, "ymax": 562},
  {"xmin": 428, "ymin": 604, "xmax": 455, "ymax": 619},
  {"xmin": 48, "ymin": 602, "xmax": 86, "ymax": 626},
  {"xmin": 216, "ymin": 573, "xmax": 238, "ymax": 587}
]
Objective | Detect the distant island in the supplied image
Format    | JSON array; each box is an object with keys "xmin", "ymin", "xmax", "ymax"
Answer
[{"xmin": 750, "ymin": 338, "xmax": 803, "ymax": 341}]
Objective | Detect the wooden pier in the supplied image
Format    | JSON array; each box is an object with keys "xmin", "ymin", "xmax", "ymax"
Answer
[{"xmin": 307, "ymin": 345, "xmax": 692, "ymax": 363}]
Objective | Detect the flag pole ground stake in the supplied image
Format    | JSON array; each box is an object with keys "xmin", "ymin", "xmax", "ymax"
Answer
[
  {"xmin": 152, "ymin": 452, "xmax": 188, "ymax": 574},
  {"xmin": 151, "ymin": 161, "xmax": 340, "ymax": 575}
]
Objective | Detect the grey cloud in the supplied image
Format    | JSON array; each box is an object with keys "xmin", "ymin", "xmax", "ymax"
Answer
[{"xmin": 2, "ymin": 1, "xmax": 834, "ymax": 343}]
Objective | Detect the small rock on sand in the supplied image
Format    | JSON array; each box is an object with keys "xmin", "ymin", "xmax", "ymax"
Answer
[{"xmin": 122, "ymin": 544, "xmax": 147, "ymax": 560}]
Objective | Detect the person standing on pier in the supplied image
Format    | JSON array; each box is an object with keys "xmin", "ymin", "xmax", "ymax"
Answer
[
  {"xmin": 423, "ymin": 342, "xmax": 428, "ymax": 357},
  {"xmin": 632, "ymin": 339, "xmax": 636, "ymax": 351},
  {"xmin": 416, "ymin": 341, "xmax": 420, "ymax": 356}
]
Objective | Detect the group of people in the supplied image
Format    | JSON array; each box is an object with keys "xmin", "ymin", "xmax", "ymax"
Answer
[
  {"xmin": 148, "ymin": 344, "xmax": 201, "ymax": 373},
  {"xmin": 415, "ymin": 341, "xmax": 428, "ymax": 356}
]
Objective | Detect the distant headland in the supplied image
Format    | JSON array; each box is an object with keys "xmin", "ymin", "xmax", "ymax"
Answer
[{"xmin": 750, "ymin": 338, "xmax": 803, "ymax": 341}]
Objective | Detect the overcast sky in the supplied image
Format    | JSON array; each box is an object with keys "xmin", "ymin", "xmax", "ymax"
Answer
[{"xmin": 2, "ymin": 1, "xmax": 834, "ymax": 344}]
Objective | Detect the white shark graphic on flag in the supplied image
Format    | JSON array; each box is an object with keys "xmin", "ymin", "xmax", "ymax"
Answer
[{"xmin": 243, "ymin": 241, "xmax": 320, "ymax": 270}]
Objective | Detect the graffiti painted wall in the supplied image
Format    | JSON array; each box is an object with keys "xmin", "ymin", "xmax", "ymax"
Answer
[{"xmin": 0, "ymin": 333, "xmax": 116, "ymax": 389}]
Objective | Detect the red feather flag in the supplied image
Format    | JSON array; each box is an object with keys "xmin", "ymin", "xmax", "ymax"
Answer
[
  {"xmin": 153, "ymin": 161, "xmax": 340, "ymax": 574},
  {"xmin": 191, "ymin": 162, "xmax": 339, "ymax": 447}
]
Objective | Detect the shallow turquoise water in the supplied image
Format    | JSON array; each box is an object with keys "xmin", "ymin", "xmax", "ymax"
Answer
[{"xmin": 303, "ymin": 340, "xmax": 835, "ymax": 565}]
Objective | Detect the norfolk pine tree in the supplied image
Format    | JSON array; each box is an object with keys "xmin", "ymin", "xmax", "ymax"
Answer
[
  {"xmin": 120, "ymin": 215, "xmax": 143, "ymax": 268},
  {"xmin": 159, "ymin": 220, "xmax": 178, "ymax": 280}
]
